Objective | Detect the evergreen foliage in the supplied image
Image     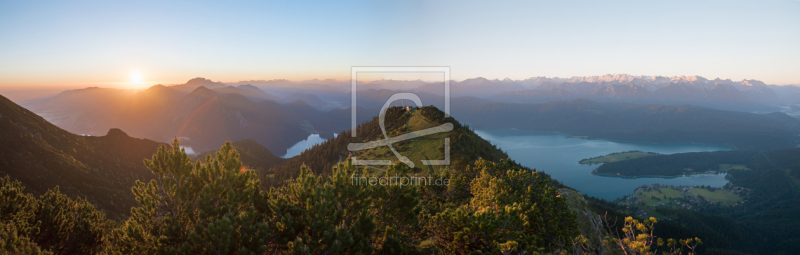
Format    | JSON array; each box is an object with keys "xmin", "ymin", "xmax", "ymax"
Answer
[
  {"xmin": 1, "ymin": 221, "xmax": 51, "ymax": 255},
  {"xmin": 0, "ymin": 176, "xmax": 111, "ymax": 254},
  {"xmin": 194, "ymin": 138, "xmax": 286, "ymax": 183},
  {"xmin": 2, "ymin": 139, "xmax": 610, "ymax": 254},
  {"xmin": 120, "ymin": 139, "xmax": 271, "ymax": 254},
  {"xmin": 426, "ymin": 159, "xmax": 579, "ymax": 254}
]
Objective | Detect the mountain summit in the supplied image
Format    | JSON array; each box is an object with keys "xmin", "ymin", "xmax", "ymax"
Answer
[{"xmin": 268, "ymin": 105, "xmax": 508, "ymax": 184}]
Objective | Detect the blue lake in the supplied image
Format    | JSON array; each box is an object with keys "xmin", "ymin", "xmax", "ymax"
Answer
[
  {"xmin": 282, "ymin": 133, "xmax": 339, "ymax": 158},
  {"xmin": 474, "ymin": 129, "xmax": 733, "ymax": 200}
]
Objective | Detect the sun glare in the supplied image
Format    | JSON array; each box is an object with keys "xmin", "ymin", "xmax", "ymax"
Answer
[{"xmin": 130, "ymin": 72, "xmax": 143, "ymax": 85}]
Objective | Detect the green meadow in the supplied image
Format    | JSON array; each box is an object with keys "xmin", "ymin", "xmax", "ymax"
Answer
[{"xmin": 625, "ymin": 187, "xmax": 743, "ymax": 207}]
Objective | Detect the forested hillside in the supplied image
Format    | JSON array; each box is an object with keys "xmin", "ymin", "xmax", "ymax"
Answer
[
  {"xmin": 0, "ymin": 94, "xmax": 715, "ymax": 254},
  {"xmin": 2, "ymin": 138, "xmax": 705, "ymax": 254},
  {"xmin": 594, "ymin": 150, "xmax": 757, "ymax": 177},
  {"xmin": 0, "ymin": 94, "xmax": 163, "ymax": 217},
  {"xmin": 595, "ymin": 147, "xmax": 800, "ymax": 254},
  {"xmin": 595, "ymin": 148, "xmax": 800, "ymax": 178}
]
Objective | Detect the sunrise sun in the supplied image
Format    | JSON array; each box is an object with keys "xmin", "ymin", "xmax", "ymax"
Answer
[{"xmin": 129, "ymin": 71, "xmax": 143, "ymax": 85}]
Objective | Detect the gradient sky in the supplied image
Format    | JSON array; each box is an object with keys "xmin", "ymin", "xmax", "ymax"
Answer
[{"xmin": 1, "ymin": 0, "xmax": 798, "ymax": 89}]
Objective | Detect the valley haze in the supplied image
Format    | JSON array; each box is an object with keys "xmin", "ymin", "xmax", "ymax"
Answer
[{"xmin": 2, "ymin": 0, "xmax": 800, "ymax": 254}]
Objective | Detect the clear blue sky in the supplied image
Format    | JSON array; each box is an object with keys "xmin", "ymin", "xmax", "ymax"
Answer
[{"xmin": 1, "ymin": 0, "xmax": 798, "ymax": 88}]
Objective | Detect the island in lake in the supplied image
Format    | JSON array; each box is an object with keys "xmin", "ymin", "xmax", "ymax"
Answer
[
  {"xmin": 579, "ymin": 150, "xmax": 660, "ymax": 164},
  {"xmin": 587, "ymin": 150, "xmax": 758, "ymax": 177}
]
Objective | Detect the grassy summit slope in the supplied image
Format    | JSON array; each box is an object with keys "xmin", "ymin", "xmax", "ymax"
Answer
[
  {"xmin": 269, "ymin": 106, "xmax": 508, "ymax": 185},
  {"xmin": 353, "ymin": 109, "xmax": 448, "ymax": 167},
  {"xmin": 350, "ymin": 108, "xmax": 505, "ymax": 173}
]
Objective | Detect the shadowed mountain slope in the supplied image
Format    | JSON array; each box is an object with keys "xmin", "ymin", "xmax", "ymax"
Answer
[
  {"xmin": 21, "ymin": 83, "xmax": 320, "ymax": 155},
  {"xmin": 213, "ymin": 84, "xmax": 280, "ymax": 102},
  {"xmin": 0, "ymin": 94, "xmax": 163, "ymax": 217},
  {"xmin": 194, "ymin": 139, "xmax": 285, "ymax": 174}
]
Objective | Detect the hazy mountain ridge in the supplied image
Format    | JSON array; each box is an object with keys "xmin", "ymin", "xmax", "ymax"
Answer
[
  {"xmin": 492, "ymin": 75, "xmax": 784, "ymax": 111},
  {"xmin": 168, "ymin": 77, "xmax": 228, "ymax": 92},
  {"xmin": 410, "ymin": 77, "xmax": 528, "ymax": 97},
  {"xmin": 16, "ymin": 76, "xmax": 800, "ymax": 159},
  {"xmin": 22, "ymin": 81, "xmax": 324, "ymax": 155},
  {"xmin": 228, "ymin": 74, "xmax": 794, "ymax": 112},
  {"xmin": 24, "ymin": 74, "xmax": 795, "ymax": 114},
  {"xmin": 449, "ymin": 98, "xmax": 800, "ymax": 149},
  {"xmin": 213, "ymin": 84, "xmax": 280, "ymax": 102},
  {"xmin": 165, "ymin": 86, "xmax": 317, "ymax": 154}
]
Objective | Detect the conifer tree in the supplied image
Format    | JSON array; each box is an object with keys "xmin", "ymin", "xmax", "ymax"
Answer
[
  {"xmin": 369, "ymin": 162, "xmax": 423, "ymax": 254},
  {"xmin": 426, "ymin": 159, "xmax": 578, "ymax": 254},
  {"xmin": 120, "ymin": 139, "xmax": 271, "ymax": 254},
  {"xmin": 32, "ymin": 187, "xmax": 107, "ymax": 254},
  {"xmin": 264, "ymin": 160, "xmax": 376, "ymax": 254},
  {"xmin": 0, "ymin": 176, "xmax": 38, "ymax": 240},
  {"xmin": 1, "ymin": 176, "xmax": 47, "ymax": 254},
  {"xmin": 1, "ymin": 221, "xmax": 51, "ymax": 255},
  {"xmin": 1, "ymin": 176, "xmax": 110, "ymax": 254}
]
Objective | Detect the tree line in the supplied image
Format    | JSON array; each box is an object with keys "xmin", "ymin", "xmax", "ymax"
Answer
[{"xmin": 2, "ymin": 138, "xmax": 705, "ymax": 254}]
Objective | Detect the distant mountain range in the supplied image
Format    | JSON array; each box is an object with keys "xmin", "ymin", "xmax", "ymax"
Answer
[
  {"xmin": 225, "ymin": 74, "xmax": 800, "ymax": 113},
  {"xmin": 22, "ymin": 80, "xmax": 324, "ymax": 155},
  {"xmin": 449, "ymin": 98, "xmax": 800, "ymax": 149},
  {"xmin": 490, "ymin": 75, "xmax": 789, "ymax": 112},
  {"xmin": 15, "ymin": 75, "xmax": 800, "ymax": 157}
]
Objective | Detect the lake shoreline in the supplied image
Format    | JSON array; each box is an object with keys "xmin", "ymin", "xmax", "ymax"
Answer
[
  {"xmin": 474, "ymin": 129, "xmax": 732, "ymax": 200},
  {"xmin": 590, "ymin": 170, "xmax": 729, "ymax": 179},
  {"xmin": 502, "ymin": 129, "xmax": 740, "ymax": 150}
]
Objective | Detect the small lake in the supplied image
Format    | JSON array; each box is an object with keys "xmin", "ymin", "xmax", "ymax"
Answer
[
  {"xmin": 474, "ymin": 129, "xmax": 733, "ymax": 200},
  {"xmin": 282, "ymin": 133, "xmax": 338, "ymax": 158}
]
